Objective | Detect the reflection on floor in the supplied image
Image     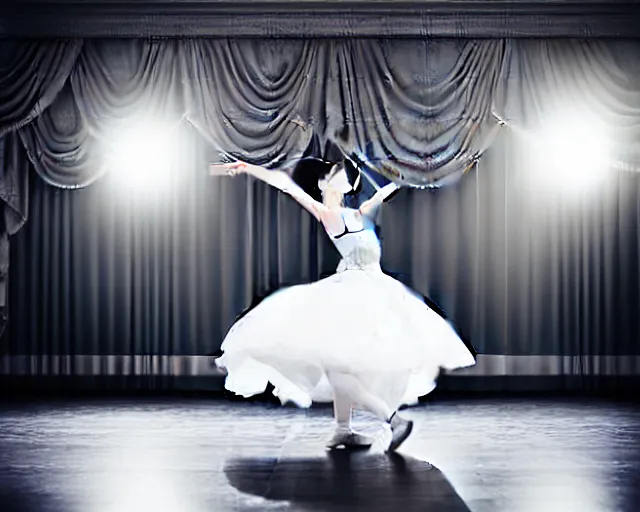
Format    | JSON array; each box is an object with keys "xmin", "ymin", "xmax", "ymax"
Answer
[{"xmin": 0, "ymin": 397, "xmax": 639, "ymax": 511}]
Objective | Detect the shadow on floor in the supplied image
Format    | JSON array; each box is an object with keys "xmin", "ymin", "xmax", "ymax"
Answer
[{"xmin": 225, "ymin": 450, "xmax": 471, "ymax": 511}]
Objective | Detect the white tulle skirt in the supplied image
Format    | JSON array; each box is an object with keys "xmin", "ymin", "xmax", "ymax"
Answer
[{"xmin": 216, "ymin": 268, "xmax": 475, "ymax": 411}]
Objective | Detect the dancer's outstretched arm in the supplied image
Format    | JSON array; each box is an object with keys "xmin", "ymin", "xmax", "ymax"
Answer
[
  {"xmin": 358, "ymin": 182, "xmax": 401, "ymax": 218},
  {"xmin": 210, "ymin": 161, "xmax": 329, "ymax": 221}
]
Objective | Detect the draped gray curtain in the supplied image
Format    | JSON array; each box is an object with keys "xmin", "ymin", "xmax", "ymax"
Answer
[
  {"xmin": 6, "ymin": 39, "xmax": 640, "ymax": 187},
  {"xmin": 2, "ymin": 37, "xmax": 640, "ymax": 388},
  {"xmin": 0, "ymin": 39, "xmax": 82, "ymax": 337}
]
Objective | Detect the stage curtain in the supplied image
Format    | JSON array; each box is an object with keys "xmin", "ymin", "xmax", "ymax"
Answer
[
  {"xmin": 500, "ymin": 40, "xmax": 640, "ymax": 170},
  {"xmin": 7, "ymin": 38, "xmax": 509, "ymax": 189},
  {"xmin": 2, "ymin": 37, "xmax": 640, "ymax": 388},
  {"xmin": 11, "ymin": 38, "xmax": 640, "ymax": 191},
  {"xmin": 9, "ymin": 39, "xmax": 640, "ymax": 189},
  {"xmin": 0, "ymin": 39, "xmax": 81, "ymax": 338}
]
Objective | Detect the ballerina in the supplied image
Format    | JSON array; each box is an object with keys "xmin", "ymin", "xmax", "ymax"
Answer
[{"xmin": 209, "ymin": 156, "xmax": 476, "ymax": 452}]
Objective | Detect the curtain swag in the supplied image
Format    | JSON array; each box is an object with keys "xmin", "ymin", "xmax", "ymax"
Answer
[{"xmin": 2, "ymin": 37, "xmax": 640, "ymax": 337}]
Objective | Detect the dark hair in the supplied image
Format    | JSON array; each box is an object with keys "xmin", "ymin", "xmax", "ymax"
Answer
[{"xmin": 291, "ymin": 157, "xmax": 362, "ymax": 202}]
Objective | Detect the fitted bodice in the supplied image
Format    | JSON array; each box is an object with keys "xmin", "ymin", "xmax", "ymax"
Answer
[{"xmin": 327, "ymin": 209, "xmax": 382, "ymax": 273}]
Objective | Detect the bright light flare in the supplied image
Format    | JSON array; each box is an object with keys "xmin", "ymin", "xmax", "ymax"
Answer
[
  {"xmin": 104, "ymin": 118, "xmax": 178, "ymax": 195},
  {"xmin": 534, "ymin": 109, "xmax": 611, "ymax": 192}
]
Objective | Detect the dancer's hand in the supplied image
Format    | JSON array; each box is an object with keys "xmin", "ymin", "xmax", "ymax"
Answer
[{"xmin": 209, "ymin": 161, "xmax": 249, "ymax": 176}]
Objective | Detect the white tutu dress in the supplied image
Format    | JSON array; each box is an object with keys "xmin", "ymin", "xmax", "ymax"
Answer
[{"xmin": 216, "ymin": 208, "xmax": 475, "ymax": 411}]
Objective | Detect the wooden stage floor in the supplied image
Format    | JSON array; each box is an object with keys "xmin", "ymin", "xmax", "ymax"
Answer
[{"xmin": 0, "ymin": 397, "xmax": 638, "ymax": 511}]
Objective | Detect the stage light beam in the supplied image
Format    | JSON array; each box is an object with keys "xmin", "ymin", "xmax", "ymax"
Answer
[
  {"xmin": 535, "ymin": 110, "xmax": 610, "ymax": 191},
  {"xmin": 106, "ymin": 119, "xmax": 177, "ymax": 195}
]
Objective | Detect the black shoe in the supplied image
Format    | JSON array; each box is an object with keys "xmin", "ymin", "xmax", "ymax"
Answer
[{"xmin": 387, "ymin": 413, "xmax": 414, "ymax": 452}]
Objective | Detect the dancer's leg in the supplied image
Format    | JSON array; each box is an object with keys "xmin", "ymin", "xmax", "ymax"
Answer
[
  {"xmin": 327, "ymin": 371, "xmax": 393, "ymax": 420},
  {"xmin": 332, "ymin": 391, "xmax": 352, "ymax": 434},
  {"xmin": 325, "ymin": 376, "xmax": 373, "ymax": 449},
  {"xmin": 327, "ymin": 371, "xmax": 414, "ymax": 452}
]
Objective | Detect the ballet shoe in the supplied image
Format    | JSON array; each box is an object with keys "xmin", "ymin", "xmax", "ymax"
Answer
[
  {"xmin": 387, "ymin": 413, "xmax": 414, "ymax": 452},
  {"xmin": 326, "ymin": 430, "xmax": 374, "ymax": 450}
]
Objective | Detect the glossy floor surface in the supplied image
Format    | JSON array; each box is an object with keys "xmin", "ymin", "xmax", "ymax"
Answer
[{"xmin": 0, "ymin": 397, "xmax": 639, "ymax": 512}]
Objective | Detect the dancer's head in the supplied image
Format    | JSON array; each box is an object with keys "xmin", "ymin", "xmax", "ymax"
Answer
[{"xmin": 292, "ymin": 158, "xmax": 361, "ymax": 208}]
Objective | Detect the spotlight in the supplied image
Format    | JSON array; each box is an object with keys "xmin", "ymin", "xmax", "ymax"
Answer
[
  {"xmin": 105, "ymin": 118, "xmax": 177, "ymax": 195},
  {"xmin": 535, "ymin": 108, "xmax": 610, "ymax": 191}
]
